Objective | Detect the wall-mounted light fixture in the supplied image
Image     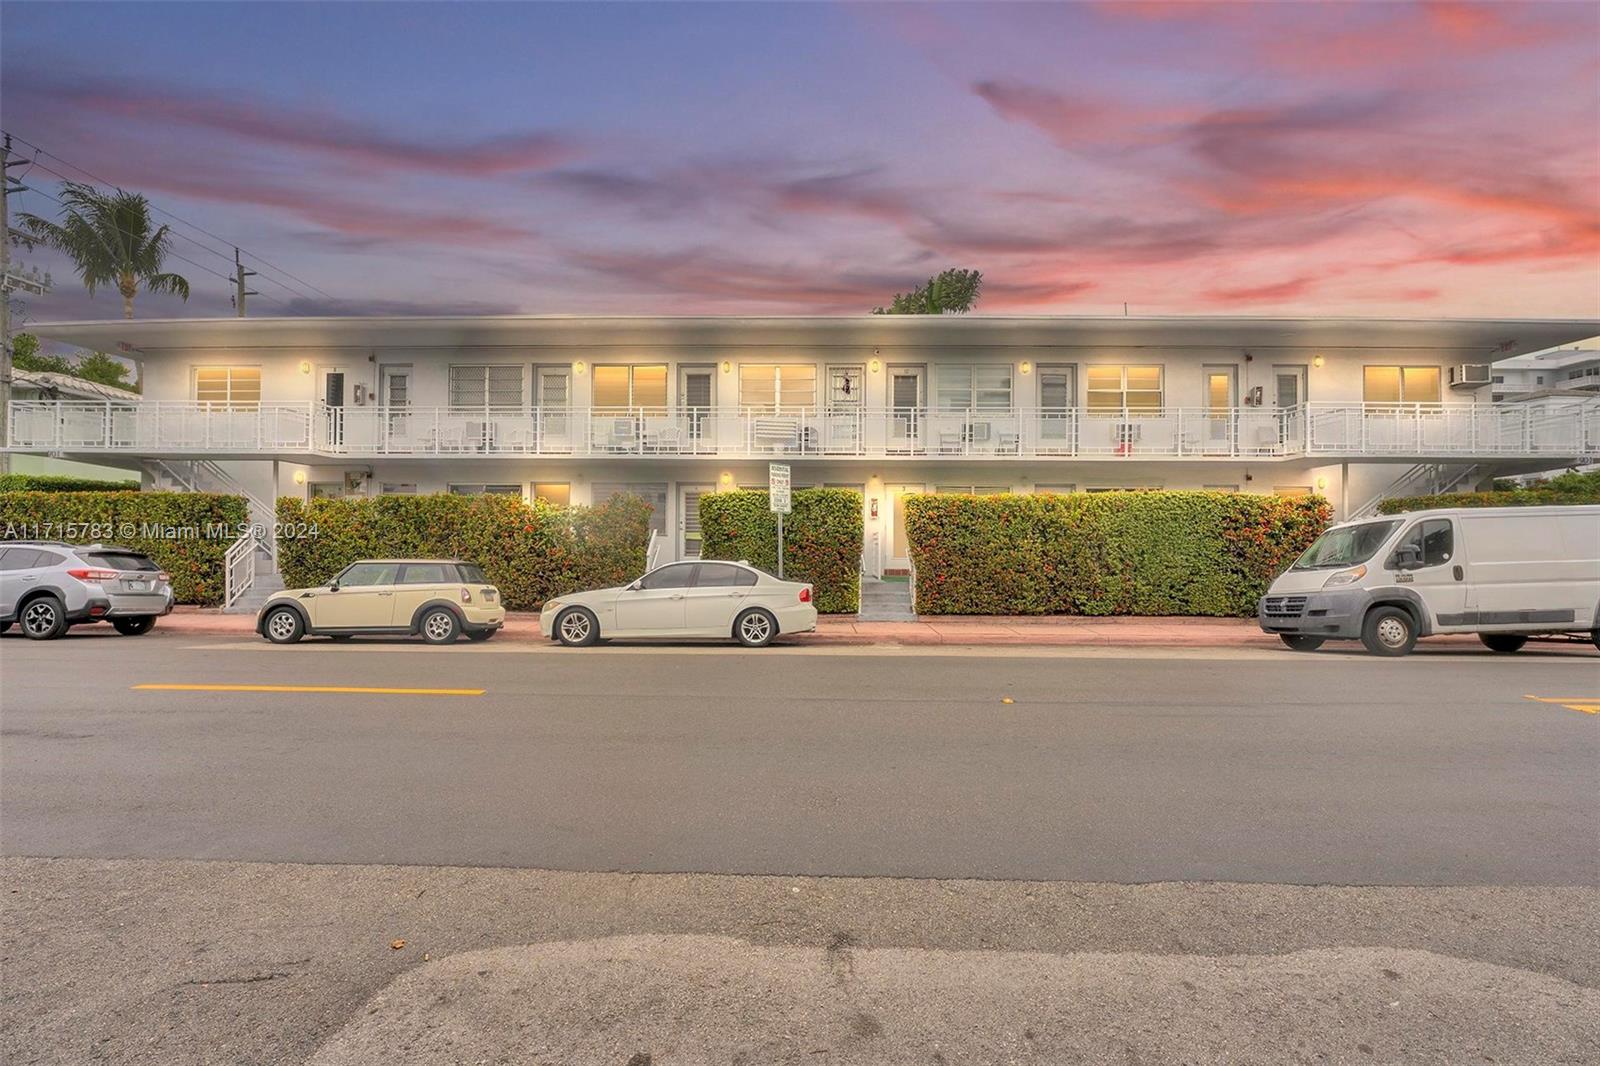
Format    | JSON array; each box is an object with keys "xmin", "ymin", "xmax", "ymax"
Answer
[
  {"xmin": 573, "ymin": 360, "xmax": 587, "ymax": 375},
  {"xmin": 721, "ymin": 360, "xmax": 732, "ymax": 374},
  {"xmin": 292, "ymin": 469, "xmax": 307, "ymax": 485},
  {"xmin": 1312, "ymin": 355, "xmax": 1324, "ymax": 369},
  {"xmin": 719, "ymin": 471, "xmax": 733, "ymax": 486},
  {"xmin": 1019, "ymin": 360, "xmax": 1033, "ymax": 375},
  {"xmin": 1315, "ymin": 476, "xmax": 1328, "ymax": 491},
  {"xmin": 869, "ymin": 358, "xmax": 882, "ymax": 374},
  {"xmin": 298, "ymin": 360, "xmax": 312, "ymax": 375}
]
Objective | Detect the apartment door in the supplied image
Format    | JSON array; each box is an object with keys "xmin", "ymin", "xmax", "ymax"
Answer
[
  {"xmin": 1038, "ymin": 364, "xmax": 1076, "ymax": 448},
  {"xmin": 885, "ymin": 483, "xmax": 925, "ymax": 573},
  {"xmin": 536, "ymin": 366, "xmax": 572, "ymax": 450},
  {"xmin": 1201, "ymin": 365, "xmax": 1237, "ymax": 449},
  {"xmin": 1272, "ymin": 364, "xmax": 1308, "ymax": 448},
  {"xmin": 380, "ymin": 365, "xmax": 410, "ymax": 448},
  {"xmin": 679, "ymin": 365, "xmax": 715, "ymax": 452},
  {"xmin": 679, "ymin": 484, "xmax": 714, "ymax": 559},
  {"xmin": 888, "ymin": 366, "xmax": 925, "ymax": 450},
  {"xmin": 321, "ymin": 366, "xmax": 348, "ymax": 447}
]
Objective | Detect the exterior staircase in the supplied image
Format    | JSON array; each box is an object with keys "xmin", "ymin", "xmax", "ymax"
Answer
[
  {"xmin": 1349, "ymin": 462, "xmax": 1481, "ymax": 520},
  {"xmin": 223, "ymin": 567, "xmax": 284, "ymax": 615},
  {"xmin": 858, "ymin": 576, "xmax": 916, "ymax": 622}
]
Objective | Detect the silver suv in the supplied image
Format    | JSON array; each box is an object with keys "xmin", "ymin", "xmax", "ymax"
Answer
[{"xmin": 0, "ymin": 542, "xmax": 174, "ymax": 640}]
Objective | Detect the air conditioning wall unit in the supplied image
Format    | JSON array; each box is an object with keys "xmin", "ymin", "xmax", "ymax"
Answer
[{"xmin": 1450, "ymin": 364, "xmax": 1492, "ymax": 389}]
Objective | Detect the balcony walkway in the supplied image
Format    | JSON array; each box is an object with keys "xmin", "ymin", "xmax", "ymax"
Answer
[{"xmin": 7, "ymin": 398, "xmax": 1598, "ymax": 463}]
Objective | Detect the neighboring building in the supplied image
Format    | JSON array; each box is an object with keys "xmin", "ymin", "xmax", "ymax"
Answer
[
  {"xmin": 6, "ymin": 367, "xmax": 141, "ymax": 483},
  {"xmin": 1491, "ymin": 345, "xmax": 1600, "ymax": 402},
  {"xmin": 6, "ymin": 315, "xmax": 1598, "ymax": 574}
]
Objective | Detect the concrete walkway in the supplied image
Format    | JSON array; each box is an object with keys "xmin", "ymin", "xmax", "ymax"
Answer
[{"xmin": 114, "ymin": 606, "xmax": 1599, "ymax": 652}]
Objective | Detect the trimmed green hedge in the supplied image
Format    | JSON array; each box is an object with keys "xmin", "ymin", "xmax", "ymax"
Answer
[
  {"xmin": 0, "ymin": 490, "xmax": 247, "ymax": 606},
  {"xmin": 699, "ymin": 488, "xmax": 863, "ymax": 613},
  {"xmin": 1379, "ymin": 470, "xmax": 1600, "ymax": 514},
  {"xmin": 905, "ymin": 491, "xmax": 1332, "ymax": 617},
  {"xmin": 275, "ymin": 492, "xmax": 652, "ymax": 611},
  {"xmin": 0, "ymin": 473, "xmax": 139, "ymax": 492}
]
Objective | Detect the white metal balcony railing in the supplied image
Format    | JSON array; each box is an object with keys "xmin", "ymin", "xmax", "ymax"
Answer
[{"xmin": 7, "ymin": 399, "xmax": 1599, "ymax": 462}]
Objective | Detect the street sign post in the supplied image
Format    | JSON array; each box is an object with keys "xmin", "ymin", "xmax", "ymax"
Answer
[{"xmin": 769, "ymin": 463, "xmax": 791, "ymax": 579}]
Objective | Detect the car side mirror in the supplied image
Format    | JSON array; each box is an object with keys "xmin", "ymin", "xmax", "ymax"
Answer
[
  {"xmin": 328, "ymin": 582, "xmax": 340, "ymax": 592},
  {"xmin": 626, "ymin": 580, "xmax": 641, "ymax": 592},
  {"xmin": 1391, "ymin": 546, "xmax": 1423, "ymax": 571}
]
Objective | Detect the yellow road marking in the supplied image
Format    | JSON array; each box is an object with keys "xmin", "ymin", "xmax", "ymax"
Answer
[
  {"xmin": 1524, "ymin": 695, "xmax": 1600, "ymax": 716},
  {"xmin": 133, "ymin": 683, "xmax": 484, "ymax": 696}
]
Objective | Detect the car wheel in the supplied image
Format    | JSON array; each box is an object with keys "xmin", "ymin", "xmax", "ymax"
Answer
[
  {"xmin": 465, "ymin": 629, "xmax": 495, "ymax": 642},
  {"xmin": 555, "ymin": 607, "xmax": 599, "ymax": 647},
  {"xmin": 1478, "ymin": 633, "xmax": 1527, "ymax": 654},
  {"xmin": 1279, "ymin": 633, "xmax": 1324, "ymax": 652},
  {"xmin": 20, "ymin": 596, "xmax": 67, "ymax": 640},
  {"xmin": 112, "ymin": 616, "xmax": 156, "ymax": 636},
  {"xmin": 734, "ymin": 607, "xmax": 778, "ymax": 648},
  {"xmin": 1361, "ymin": 606, "xmax": 1417, "ymax": 657},
  {"xmin": 420, "ymin": 607, "xmax": 460, "ymax": 645},
  {"xmin": 262, "ymin": 606, "xmax": 305, "ymax": 644}
]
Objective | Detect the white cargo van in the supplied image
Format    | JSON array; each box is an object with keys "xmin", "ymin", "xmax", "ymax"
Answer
[{"xmin": 1258, "ymin": 505, "xmax": 1600, "ymax": 656}]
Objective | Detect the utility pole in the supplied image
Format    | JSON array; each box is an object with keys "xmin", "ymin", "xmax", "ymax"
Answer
[
  {"xmin": 1, "ymin": 134, "xmax": 54, "ymax": 475},
  {"xmin": 232, "ymin": 247, "xmax": 257, "ymax": 317}
]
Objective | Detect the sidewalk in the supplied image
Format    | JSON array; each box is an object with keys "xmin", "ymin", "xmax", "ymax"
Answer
[{"xmin": 149, "ymin": 607, "xmax": 1595, "ymax": 652}]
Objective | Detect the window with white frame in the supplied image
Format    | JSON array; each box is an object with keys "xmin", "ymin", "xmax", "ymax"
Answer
[
  {"xmin": 380, "ymin": 483, "xmax": 417, "ymax": 495},
  {"xmin": 827, "ymin": 365, "xmax": 864, "ymax": 407},
  {"xmin": 193, "ymin": 366, "xmax": 261, "ymax": 407},
  {"xmin": 449, "ymin": 365, "xmax": 524, "ymax": 410},
  {"xmin": 1362, "ymin": 366, "xmax": 1440, "ymax": 404},
  {"xmin": 738, "ymin": 364, "xmax": 818, "ymax": 410},
  {"xmin": 1086, "ymin": 365, "xmax": 1163, "ymax": 411},
  {"xmin": 935, "ymin": 485, "xmax": 1010, "ymax": 495},
  {"xmin": 593, "ymin": 364, "xmax": 667, "ymax": 409},
  {"xmin": 936, "ymin": 365, "xmax": 1013, "ymax": 410},
  {"xmin": 533, "ymin": 483, "xmax": 570, "ymax": 506},
  {"xmin": 448, "ymin": 483, "xmax": 522, "ymax": 496}
]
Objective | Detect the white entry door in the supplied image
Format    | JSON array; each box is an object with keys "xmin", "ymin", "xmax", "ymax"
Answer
[
  {"xmin": 885, "ymin": 483, "xmax": 925, "ymax": 573},
  {"xmin": 888, "ymin": 366, "xmax": 925, "ymax": 451},
  {"xmin": 679, "ymin": 484, "xmax": 714, "ymax": 559}
]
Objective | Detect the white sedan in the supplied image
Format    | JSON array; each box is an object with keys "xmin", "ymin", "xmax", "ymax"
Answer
[{"xmin": 539, "ymin": 559, "xmax": 817, "ymax": 647}]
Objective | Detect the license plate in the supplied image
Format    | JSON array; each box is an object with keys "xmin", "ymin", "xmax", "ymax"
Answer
[{"xmin": 128, "ymin": 581, "xmax": 147, "ymax": 591}]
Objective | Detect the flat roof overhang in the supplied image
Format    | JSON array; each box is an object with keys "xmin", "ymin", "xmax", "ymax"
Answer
[{"xmin": 25, "ymin": 314, "xmax": 1600, "ymax": 362}]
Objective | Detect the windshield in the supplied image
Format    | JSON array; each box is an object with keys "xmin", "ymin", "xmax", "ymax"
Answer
[{"xmin": 1291, "ymin": 520, "xmax": 1400, "ymax": 570}]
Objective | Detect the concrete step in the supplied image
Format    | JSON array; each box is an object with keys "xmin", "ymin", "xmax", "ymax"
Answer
[{"xmin": 858, "ymin": 579, "xmax": 915, "ymax": 622}]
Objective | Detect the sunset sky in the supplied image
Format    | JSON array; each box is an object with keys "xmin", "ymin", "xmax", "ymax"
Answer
[{"xmin": 3, "ymin": 0, "xmax": 1597, "ymax": 322}]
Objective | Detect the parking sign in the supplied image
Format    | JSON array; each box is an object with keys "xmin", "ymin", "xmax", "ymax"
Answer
[{"xmin": 769, "ymin": 463, "xmax": 791, "ymax": 514}]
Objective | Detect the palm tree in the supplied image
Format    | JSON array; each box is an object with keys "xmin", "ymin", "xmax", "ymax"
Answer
[{"xmin": 18, "ymin": 181, "xmax": 189, "ymax": 319}]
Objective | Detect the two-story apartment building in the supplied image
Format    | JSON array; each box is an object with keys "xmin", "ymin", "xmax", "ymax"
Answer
[{"xmin": 7, "ymin": 315, "xmax": 1598, "ymax": 574}]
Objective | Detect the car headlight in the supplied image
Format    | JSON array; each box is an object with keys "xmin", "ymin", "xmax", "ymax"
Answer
[
  {"xmin": 1322, "ymin": 564, "xmax": 1366, "ymax": 588},
  {"xmin": 544, "ymin": 600, "xmax": 561, "ymax": 613}
]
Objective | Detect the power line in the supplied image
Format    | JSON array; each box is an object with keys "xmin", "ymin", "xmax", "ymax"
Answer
[{"xmin": 0, "ymin": 129, "xmax": 336, "ymax": 305}]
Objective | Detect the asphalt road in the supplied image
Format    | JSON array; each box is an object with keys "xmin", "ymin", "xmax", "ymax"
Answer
[
  {"xmin": 2, "ymin": 632, "xmax": 1596, "ymax": 885},
  {"xmin": 3, "ymin": 633, "xmax": 1598, "ymax": 1064}
]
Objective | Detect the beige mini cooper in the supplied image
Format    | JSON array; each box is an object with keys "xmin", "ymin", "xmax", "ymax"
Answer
[{"xmin": 256, "ymin": 559, "xmax": 505, "ymax": 644}]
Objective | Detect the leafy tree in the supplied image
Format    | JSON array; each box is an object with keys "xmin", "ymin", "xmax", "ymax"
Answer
[
  {"xmin": 872, "ymin": 268, "xmax": 983, "ymax": 315},
  {"xmin": 17, "ymin": 181, "xmax": 190, "ymax": 318},
  {"xmin": 75, "ymin": 350, "xmax": 138, "ymax": 392},
  {"xmin": 10, "ymin": 333, "xmax": 74, "ymax": 375}
]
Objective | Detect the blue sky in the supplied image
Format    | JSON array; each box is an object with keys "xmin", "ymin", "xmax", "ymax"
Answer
[{"xmin": 3, "ymin": 1, "xmax": 1597, "ymax": 322}]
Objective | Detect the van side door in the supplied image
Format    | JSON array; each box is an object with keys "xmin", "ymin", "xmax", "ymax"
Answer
[{"xmin": 1386, "ymin": 517, "xmax": 1467, "ymax": 630}]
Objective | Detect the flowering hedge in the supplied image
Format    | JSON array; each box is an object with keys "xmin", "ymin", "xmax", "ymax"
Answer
[
  {"xmin": 904, "ymin": 491, "xmax": 1331, "ymax": 617},
  {"xmin": 275, "ymin": 492, "xmax": 651, "ymax": 611},
  {"xmin": 698, "ymin": 488, "xmax": 863, "ymax": 613},
  {"xmin": 1378, "ymin": 470, "xmax": 1600, "ymax": 514},
  {"xmin": 0, "ymin": 490, "xmax": 247, "ymax": 606}
]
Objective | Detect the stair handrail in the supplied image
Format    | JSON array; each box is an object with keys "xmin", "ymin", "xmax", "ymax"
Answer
[{"xmin": 223, "ymin": 532, "xmax": 257, "ymax": 611}]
